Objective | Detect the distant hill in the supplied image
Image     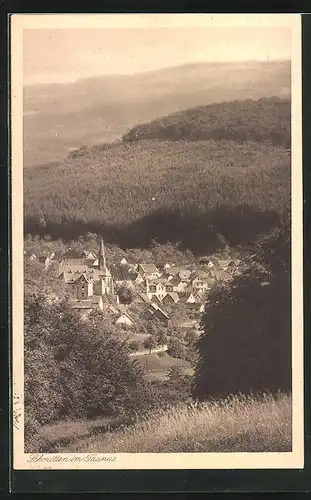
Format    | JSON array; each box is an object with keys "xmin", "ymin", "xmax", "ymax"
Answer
[
  {"xmin": 123, "ymin": 97, "xmax": 290, "ymax": 147},
  {"xmin": 24, "ymin": 97, "xmax": 290, "ymax": 253},
  {"xmin": 23, "ymin": 60, "xmax": 290, "ymax": 167}
]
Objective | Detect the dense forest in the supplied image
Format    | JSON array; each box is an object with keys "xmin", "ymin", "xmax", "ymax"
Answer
[
  {"xmin": 123, "ymin": 97, "xmax": 290, "ymax": 147},
  {"xmin": 24, "ymin": 97, "xmax": 290, "ymax": 254}
]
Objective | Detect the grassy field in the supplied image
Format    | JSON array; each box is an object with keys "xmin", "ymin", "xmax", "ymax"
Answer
[
  {"xmin": 46, "ymin": 393, "xmax": 291, "ymax": 453},
  {"xmin": 132, "ymin": 351, "xmax": 193, "ymax": 381}
]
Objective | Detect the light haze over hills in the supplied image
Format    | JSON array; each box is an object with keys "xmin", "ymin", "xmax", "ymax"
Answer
[{"xmin": 23, "ymin": 59, "xmax": 290, "ymax": 167}]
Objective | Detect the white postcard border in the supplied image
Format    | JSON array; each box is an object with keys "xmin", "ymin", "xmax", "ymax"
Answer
[{"xmin": 11, "ymin": 13, "xmax": 304, "ymax": 470}]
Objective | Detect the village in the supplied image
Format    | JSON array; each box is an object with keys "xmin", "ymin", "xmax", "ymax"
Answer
[{"xmin": 27, "ymin": 237, "xmax": 242, "ymax": 335}]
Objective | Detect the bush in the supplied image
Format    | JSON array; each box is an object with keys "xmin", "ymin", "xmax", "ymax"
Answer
[
  {"xmin": 128, "ymin": 340, "xmax": 140, "ymax": 352},
  {"xmin": 167, "ymin": 337, "xmax": 187, "ymax": 359}
]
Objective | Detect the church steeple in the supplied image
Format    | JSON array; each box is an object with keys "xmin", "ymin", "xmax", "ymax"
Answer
[{"xmin": 98, "ymin": 236, "xmax": 106, "ymax": 272}]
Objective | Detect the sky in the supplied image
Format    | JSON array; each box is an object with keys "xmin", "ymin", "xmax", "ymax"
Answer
[{"xmin": 23, "ymin": 26, "xmax": 291, "ymax": 85}]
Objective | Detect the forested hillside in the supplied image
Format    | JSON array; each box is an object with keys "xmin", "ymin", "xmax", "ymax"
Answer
[
  {"xmin": 23, "ymin": 60, "xmax": 290, "ymax": 167},
  {"xmin": 123, "ymin": 97, "xmax": 290, "ymax": 147},
  {"xmin": 24, "ymin": 97, "xmax": 290, "ymax": 254}
]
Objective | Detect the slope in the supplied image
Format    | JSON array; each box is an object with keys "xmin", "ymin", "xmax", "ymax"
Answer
[{"xmin": 24, "ymin": 97, "xmax": 291, "ymax": 253}]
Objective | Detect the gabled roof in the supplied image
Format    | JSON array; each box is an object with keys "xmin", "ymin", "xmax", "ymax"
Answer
[
  {"xmin": 165, "ymin": 266, "xmax": 180, "ymax": 276},
  {"xmin": 163, "ymin": 292, "xmax": 179, "ymax": 303},
  {"xmin": 62, "ymin": 249, "xmax": 86, "ymax": 259},
  {"xmin": 179, "ymin": 291, "xmax": 196, "ymax": 302},
  {"xmin": 138, "ymin": 263, "xmax": 160, "ymax": 274},
  {"xmin": 147, "ymin": 277, "xmax": 171, "ymax": 286},
  {"xmin": 73, "ymin": 272, "xmax": 93, "ymax": 283},
  {"xmin": 115, "ymin": 311, "xmax": 134, "ymax": 322},
  {"xmin": 150, "ymin": 295, "xmax": 162, "ymax": 305},
  {"xmin": 102, "ymin": 304, "xmax": 119, "ymax": 316},
  {"xmin": 152, "ymin": 307, "xmax": 169, "ymax": 319},
  {"xmin": 193, "ymin": 292, "xmax": 205, "ymax": 302},
  {"xmin": 195, "ymin": 289, "xmax": 207, "ymax": 300},
  {"xmin": 83, "ymin": 250, "xmax": 97, "ymax": 259},
  {"xmin": 135, "ymin": 293, "xmax": 150, "ymax": 303},
  {"xmin": 190, "ymin": 270, "xmax": 211, "ymax": 281},
  {"xmin": 63, "ymin": 271, "xmax": 76, "ymax": 283},
  {"xmin": 144, "ymin": 302, "xmax": 169, "ymax": 317},
  {"xmin": 59, "ymin": 261, "xmax": 94, "ymax": 272},
  {"xmin": 148, "ymin": 302, "xmax": 159, "ymax": 311}
]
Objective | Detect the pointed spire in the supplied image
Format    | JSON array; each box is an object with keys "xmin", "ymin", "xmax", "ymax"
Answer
[{"xmin": 98, "ymin": 236, "xmax": 106, "ymax": 271}]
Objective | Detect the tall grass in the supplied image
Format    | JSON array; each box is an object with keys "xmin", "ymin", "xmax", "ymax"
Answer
[{"xmin": 60, "ymin": 393, "xmax": 291, "ymax": 453}]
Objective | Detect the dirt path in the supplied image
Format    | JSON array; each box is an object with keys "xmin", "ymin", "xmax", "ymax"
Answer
[{"xmin": 129, "ymin": 345, "xmax": 168, "ymax": 357}]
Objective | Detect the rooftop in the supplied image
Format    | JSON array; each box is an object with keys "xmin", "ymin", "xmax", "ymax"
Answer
[{"xmin": 138, "ymin": 263, "xmax": 160, "ymax": 274}]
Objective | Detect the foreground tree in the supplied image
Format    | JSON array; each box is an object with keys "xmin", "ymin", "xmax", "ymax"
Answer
[
  {"xmin": 193, "ymin": 222, "xmax": 291, "ymax": 399},
  {"xmin": 24, "ymin": 294, "xmax": 151, "ymax": 430}
]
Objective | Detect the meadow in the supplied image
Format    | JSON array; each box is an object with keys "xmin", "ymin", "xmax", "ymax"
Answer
[{"xmin": 36, "ymin": 393, "xmax": 291, "ymax": 453}]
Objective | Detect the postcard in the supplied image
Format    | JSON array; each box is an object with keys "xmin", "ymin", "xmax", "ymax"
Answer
[{"xmin": 11, "ymin": 13, "xmax": 303, "ymax": 470}]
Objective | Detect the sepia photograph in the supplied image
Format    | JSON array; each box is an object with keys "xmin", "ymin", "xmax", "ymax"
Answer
[{"xmin": 11, "ymin": 14, "xmax": 303, "ymax": 470}]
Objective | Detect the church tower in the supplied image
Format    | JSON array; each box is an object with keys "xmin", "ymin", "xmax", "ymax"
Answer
[
  {"xmin": 98, "ymin": 236, "xmax": 107, "ymax": 273},
  {"xmin": 97, "ymin": 236, "xmax": 113, "ymax": 295}
]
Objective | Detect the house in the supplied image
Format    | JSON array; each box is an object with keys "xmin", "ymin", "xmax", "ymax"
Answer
[
  {"xmin": 195, "ymin": 289, "xmax": 207, "ymax": 302},
  {"xmin": 133, "ymin": 293, "xmax": 150, "ymax": 305},
  {"xmin": 141, "ymin": 303, "xmax": 170, "ymax": 325},
  {"xmin": 29, "ymin": 253, "xmax": 36, "ymax": 261},
  {"xmin": 65, "ymin": 272, "xmax": 94, "ymax": 300},
  {"xmin": 63, "ymin": 238, "xmax": 116, "ymax": 315},
  {"xmin": 137, "ymin": 263, "xmax": 161, "ymax": 279},
  {"xmin": 190, "ymin": 272, "xmax": 211, "ymax": 292},
  {"xmin": 67, "ymin": 238, "xmax": 113, "ymax": 292},
  {"xmin": 162, "ymin": 292, "xmax": 180, "ymax": 307},
  {"xmin": 179, "ymin": 290, "xmax": 198, "ymax": 304},
  {"xmin": 131, "ymin": 272, "xmax": 144, "ymax": 285},
  {"xmin": 152, "ymin": 306, "xmax": 170, "ymax": 325},
  {"xmin": 115, "ymin": 311, "xmax": 134, "ymax": 328},
  {"xmin": 150, "ymin": 295, "xmax": 163, "ymax": 307},
  {"xmin": 102, "ymin": 303, "xmax": 120, "ymax": 318},
  {"xmin": 101, "ymin": 302, "xmax": 134, "ymax": 328},
  {"xmin": 165, "ymin": 267, "xmax": 191, "ymax": 281},
  {"xmin": 60, "ymin": 249, "xmax": 89, "ymax": 266},
  {"xmin": 169, "ymin": 275, "xmax": 189, "ymax": 292},
  {"xmin": 83, "ymin": 250, "xmax": 97, "ymax": 260},
  {"xmin": 146, "ymin": 278, "xmax": 173, "ymax": 301},
  {"xmin": 120, "ymin": 257, "xmax": 128, "ymax": 265},
  {"xmin": 69, "ymin": 295, "xmax": 104, "ymax": 317},
  {"xmin": 70, "ymin": 299, "xmax": 94, "ymax": 314}
]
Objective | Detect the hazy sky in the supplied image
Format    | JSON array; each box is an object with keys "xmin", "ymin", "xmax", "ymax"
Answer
[{"xmin": 23, "ymin": 27, "xmax": 291, "ymax": 85}]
